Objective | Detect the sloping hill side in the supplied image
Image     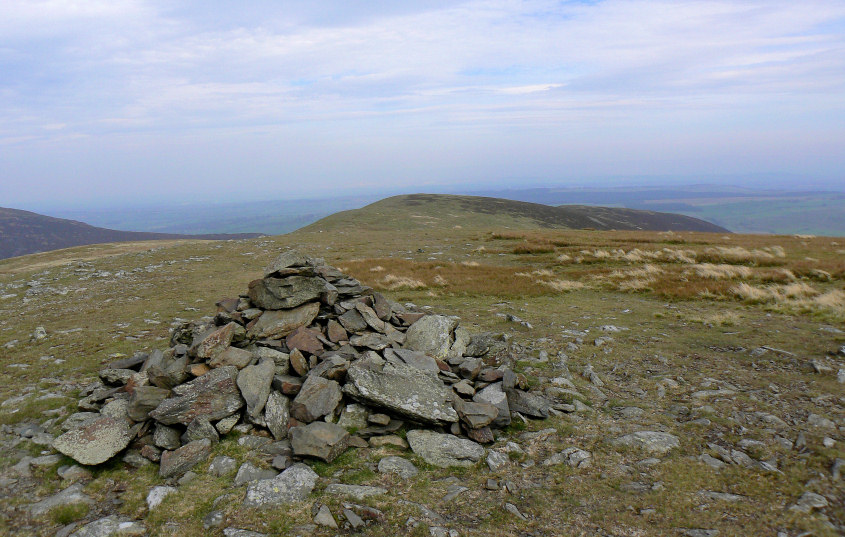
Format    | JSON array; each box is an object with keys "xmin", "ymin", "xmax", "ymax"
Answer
[
  {"xmin": 0, "ymin": 207, "xmax": 263, "ymax": 260},
  {"xmin": 304, "ymin": 194, "xmax": 729, "ymax": 233}
]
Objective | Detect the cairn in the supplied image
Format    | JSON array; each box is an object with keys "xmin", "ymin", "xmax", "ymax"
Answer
[{"xmin": 53, "ymin": 251, "xmax": 552, "ymax": 482}]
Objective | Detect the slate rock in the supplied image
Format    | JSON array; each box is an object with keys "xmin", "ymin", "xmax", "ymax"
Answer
[
  {"xmin": 378, "ymin": 456, "xmax": 418, "ymax": 479},
  {"xmin": 249, "ymin": 302, "xmax": 320, "ymax": 340},
  {"xmin": 149, "ymin": 366, "xmax": 244, "ymax": 426},
  {"xmin": 208, "ymin": 456, "xmax": 238, "ymax": 477},
  {"xmin": 290, "ymin": 422, "xmax": 350, "ymax": 463},
  {"xmin": 272, "ymin": 374, "xmax": 303, "ymax": 395},
  {"xmin": 406, "ymin": 429, "xmax": 485, "ymax": 467},
  {"xmin": 127, "ymin": 386, "xmax": 170, "ymax": 422},
  {"xmin": 289, "ymin": 349, "xmax": 309, "ymax": 377},
  {"xmin": 242, "ymin": 463, "xmax": 319, "ymax": 508},
  {"xmin": 505, "ymin": 389, "xmax": 551, "ymax": 419},
  {"xmin": 182, "ymin": 417, "xmax": 219, "ymax": 444},
  {"xmin": 473, "ymin": 383, "xmax": 511, "ymax": 428},
  {"xmin": 195, "ymin": 322, "xmax": 245, "ymax": 361},
  {"xmin": 344, "ymin": 361, "xmax": 458, "ymax": 425},
  {"xmin": 99, "ymin": 369, "xmax": 136, "ymax": 386},
  {"xmin": 248, "ymin": 276, "xmax": 327, "ymax": 310},
  {"xmin": 337, "ymin": 403, "xmax": 370, "ymax": 432},
  {"xmin": 324, "ymin": 483, "xmax": 388, "ymax": 499},
  {"xmin": 153, "ymin": 424, "xmax": 182, "ymax": 451},
  {"xmin": 612, "ymin": 431, "xmax": 680, "ymax": 455},
  {"xmin": 403, "ymin": 315, "xmax": 459, "ymax": 359},
  {"xmin": 453, "ymin": 399, "xmax": 498, "ymax": 429},
  {"xmin": 160, "ymin": 439, "xmax": 212, "ymax": 478},
  {"xmin": 265, "ymin": 391, "xmax": 291, "ymax": 440},
  {"xmin": 209, "ymin": 346, "xmax": 254, "ymax": 369},
  {"xmin": 237, "ymin": 357, "xmax": 275, "ymax": 419},
  {"xmin": 146, "ymin": 486, "xmax": 177, "ymax": 510},
  {"xmin": 338, "ymin": 309, "xmax": 368, "ymax": 333},
  {"xmin": 53, "ymin": 416, "xmax": 132, "ymax": 466},
  {"xmin": 29, "ymin": 483, "xmax": 93, "ymax": 516},
  {"xmin": 286, "ymin": 326, "xmax": 324, "ymax": 355},
  {"xmin": 234, "ymin": 462, "xmax": 278, "ymax": 486},
  {"xmin": 264, "ymin": 251, "xmax": 310, "ymax": 277},
  {"xmin": 789, "ymin": 491, "xmax": 829, "ymax": 513},
  {"xmin": 290, "ymin": 375, "xmax": 342, "ymax": 423},
  {"xmin": 326, "ymin": 320, "xmax": 348, "ymax": 343},
  {"xmin": 385, "ymin": 348, "xmax": 440, "ymax": 373},
  {"xmin": 68, "ymin": 516, "xmax": 145, "ymax": 537}
]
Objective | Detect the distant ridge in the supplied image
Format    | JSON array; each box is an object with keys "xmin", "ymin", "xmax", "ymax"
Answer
[
  {"xmin": 0, "ymin": 207, "xmax": 263, "ymax": 260},
  {"xmin": 302, "ymin": 194, "xmax": 730, "ymax": 233}
]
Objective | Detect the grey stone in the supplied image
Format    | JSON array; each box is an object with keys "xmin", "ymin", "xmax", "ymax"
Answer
[
  {"xmin": 234, "ymin": 462, "xmax": 278, "ymax": 486},
  {"xmin": 505, "ymin": 389, "xmax": 550, "ymax": 419},
  {"xmin": 344, "ymin": 361, "xmax": 458, "ymax": 425},
  {"xmin": 406, "ymin": 429, "xmax": 484, "ymax": 467},
  {"xmin": 265, "ymin": 391, "xmax": 290, "ymax": 440},
  {"xmin": 68, "ymin": 516, "xmax": 145, "ymax": 537},
  {"xmin": 290, "ymin": 376, "xmax": 342, "ymax": 423},
  {"xmin": 453, "ymin": 399, "xmax": 498, "ymax": 429},
  {"xmin": 216, "ymin": 414, "xmax": 240, "ymax": 435},
  {"xmin": 487, "ymin": 451, "xmax": 509, "ymax": 472},
  {"xmin": 249, "ymin": 302, "xmax": 320, "ymax": 339},
  {"xmin": 473, "ymin": 383, "xmax": 511, "ymax": 428},
  {"xmin": 62, "ymin": 412, "xmax": 101, "ymax": 431},
  {"xmin": 256, "ymin": 347, "xmax": 290, "ymax": 376},
  {"xmin": 403, "ymin": 315, "xmax": 459, "ymax": 359},
  {"xmin": 237, "ymin": 357, "xmax": 275, "ymax": 420},
  {"xmin": 308, "ymin": 355, "xmax": 349, "ymax": 381},
  {"xmin": 208, "ymin": 456, "xmax": 238, "ymax": 477},
  {"xmin": 127, "ymin": 386, "xmax": 170, "ymax": 422},
  {"xmin": 678, "ymin": 531, "xmax": 719, "ymax": 537},
  {"xmin": 209, "ymin": 346, "xmax": 254, "ymax": 369},
  {"xmin": 264, "ymin": 251, "xmax": 310, "ymax": 277},
  {"xmin": 314, "ymin": 504, "xmax": 338, "ymax": 528},
  {"xmin": 349, "ymin": 332, "xmax": 392, "ymax": 350},
  {"xmin": 98, "ymin": 369, "xmax": 136, "ymax": 386},
  {"xmin": 203, "ymin": 510, "xmax": 224, "ymax": 529},
  {"xmin": 336, "ymin": 403, "xmax": 369, "ymax": 432},
  {"xmin": 325, "ymin": 483, "xmax": 388, "ymax": 500},
  {"xmin": 160, "ymin": 439, "xmax": 212, "ymax": 478},
  {"xmin": 100, "ymin": 400, "xmax": 130, "ymax": 423},
  {"xmin": 223, "ymin": 529, "xmax": 268, "ymax": 537},
  {"xmin": 789, "ymin": 491, "xmax": 828, "ymax": 513},
  {"xmin": 613, "ymin": 431, "xmax": 680, "ymax": 455},
  {"xmin": 543, "ymin": 447, "xmax": 592, "ymax": 468},
  {"xmin": 182, "ymin": 417, "xmax": 219, "ymax": 444},
  {"xmin": 242, "ymin": 463, "xmax": 318, "ymax": 508},
  {"xmin": 195, "ymin": 322, "xmax": 245, "ymax": 361},
  {"xmin": 248, "ymin": 276, "xmax": 328, "ymax": 310},
  {"xmin": 378, "ymin": 456, "xmax": 418, "ymax": 479},
  {"xmin": 28, "ymin": 483, "xmax": 93, "ymax": 516},
  {"xmin": 146, "ymin": 486, "xmax": 177, "ymax": 510},
  {"xmin": 149, "ymin": 366, "xmax": 244, "ymax": 426},
  {"xmin": 52, "ymin": 416, "xmax": 131, "ymax": 466},
  {"xmin": 385, "ymin": 348, "xmax": 440, "ymax": 373},
  {"xmin": 290, "ymin": 422, "xmax": 350, "ymax": 463},
  {"xmin": 153, "ymin": 424, "xmax": 182, "ymax": 450},
  {"xmin": 338, "ymin": 309, "xmax": 368, "ymax": 333}
]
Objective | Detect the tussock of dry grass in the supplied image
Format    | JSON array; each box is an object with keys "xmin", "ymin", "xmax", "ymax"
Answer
[
  {"xmin": 380, "ymin": 274, "xmax": 427, "ymax": 290},
  {"xmin": 661, "ymin": 248, "xmax": 697, "ymax": 263},
  {"xmin": 369, "ymin": 265, "xmax": 385, "ymax": 272},
  {"xmin": 539, "ymin": 279, "xmax": 586, "ymax": 292},
  {"xmin": 688, "ymin": 263, "xmax": 753, "ymax": 280},
  {"xmin": 460, "ymin": 261, "xmax": 480, "ymax": 267},
  {"xmin": 556, "ymin": 254, "xmax": 572, "ymax": 263}
]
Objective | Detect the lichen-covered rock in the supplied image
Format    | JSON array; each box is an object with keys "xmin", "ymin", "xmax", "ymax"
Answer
[
  {"xmin": 52, "ymin": 416, "xmax": 131, "ymax": 466},
  {"xmin": 290, "ymin": 376, "xmax": 342, "ymax": 423},
  {"xmin": 403, "ymin": 315, "xmax": 459, "ymax": 359},
  {"xmin": 612, "ymin": 431, "xmax": 680, "ymax": 455},
  {"xmin": 406, "ymin": 429, "xmax": 485, "ymax": 467},
  {"xmin": 160, "ymin": 439, "xmax": 212, "ymax": 478},
  {"xmin": 149, "ymin": 366, "xmax": 244, "ymax": 426},
  {"xmin": 344, "ymin": 361, "xmax": 458, "ymax": 425},
  {"xmin": 290, "ymin": 421, "xmax": 350, "ymax": 463},
  {"xmin": 248, "ymin": 302, "xmax": 320, "ymax": 339},
  {"xmin": 248, "ymin": 276, "xmax": 328, "ymax": 310},
  {"xmin": 237, "ymin": 357, "xmax": 275, "ymax": 420},
  {"xmin": 264, "ymin": 391, "xmax": 290, "ymax": 440},
  {"xmin": 242, "ymin": 463, "xmax": 318, "ymax": 508}
]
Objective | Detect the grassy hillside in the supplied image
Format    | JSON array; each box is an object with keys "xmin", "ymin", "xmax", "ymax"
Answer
[
  {"xmin": 0, "ymin": 207, "xmax": 263, "ymax": 260},
  {"xmin": 0, "ymin": 210, "xmax": 842, "ymax": 536},
  {"xmin": 304, "ymin": 194, "xmax": 729, "ymax": 234}
]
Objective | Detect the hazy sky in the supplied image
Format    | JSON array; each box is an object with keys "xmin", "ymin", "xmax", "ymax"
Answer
[{"xmin": 2, "ymin": 0, "xmax": 844, "ymax": 207}]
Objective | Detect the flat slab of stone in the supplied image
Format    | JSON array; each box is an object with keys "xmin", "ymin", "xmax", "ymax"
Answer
[
  {"xmin": 290, "ymin": 376, "xmax": 342, "ymax": 423},
  {"xmin": 68, "ymin": 515, "xmax": 145, "ymax": 537},
  {"xmin": 52, "ymin": 416, "xmax": 131, "ymax": 466},
  {"xmin": 242, "ymin": 463, "xmax": 318, "ymax": 508},
  {"xmin": 249, "ymin": 302, "xmax": 320, "ymax": 339},
  {"xmin": 403, "ymin": 315, "xmax": 459, "ymax": 359},
  {"xmin": 237, "ymin": 358, "xmax": 275, "ymax": 419},
  {"xmin": 612, "ymin": 431, "xmax": 680, "ymax": 455},
  {"xmin": 406, "ymin": 429, "xmax": 485, "ymax": 467},
  {"xmin": 28, "ymin": 483, "xmax": 93, "ymax": 516},
  {"xmin": 344, "ymin": 361, "xmax": 458, "ymax": 425},
  {"xmin": 248, "ymin": 276, "xmax": 327, "ymax": 310},
  {"xmin": 378, "ymin": 456, "xmax": 418, "ymax": 479},
  {"xmin": 160, "ymin": 439, "xmax": 212, "ymax": 478},
  {"xmin": 324, "ymin": 483, "xmax": 387, "ymax": 500},
  {"xmin": 290, "ymin": 422, "xmax": 350, "ymax": 463},
  {"xmin": 149, "ymin": 366, "xmax": 244, "ymax": 426}
]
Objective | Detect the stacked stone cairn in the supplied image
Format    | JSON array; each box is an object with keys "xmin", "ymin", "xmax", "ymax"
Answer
[{"xmin": 52, "ymin": 251, "xmax": 552, "ymax": 493}]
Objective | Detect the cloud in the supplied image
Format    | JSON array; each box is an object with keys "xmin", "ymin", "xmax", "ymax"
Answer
[{"xmin": 0, "ymin": 0, "xmax": 843, "ymax": 203}]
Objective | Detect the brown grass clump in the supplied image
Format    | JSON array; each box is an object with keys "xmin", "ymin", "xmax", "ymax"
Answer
[
  {"xmin": 380, "ymin": 274, "xmax": 427, "ymax": 290},
  {"xmin": 730, "ymin": 283, "xmax": 771, "ymax": 303},
  {"xmin": 661, "ymin": 248, "xmax": 697, "ymax": 263},
  {"xmin": 688, "ymin": 263, "xmax": 753, "ymax": 280},
  {"xmin": 539, "ymin": 279, "xmax": 586, "ymax": 292}
]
